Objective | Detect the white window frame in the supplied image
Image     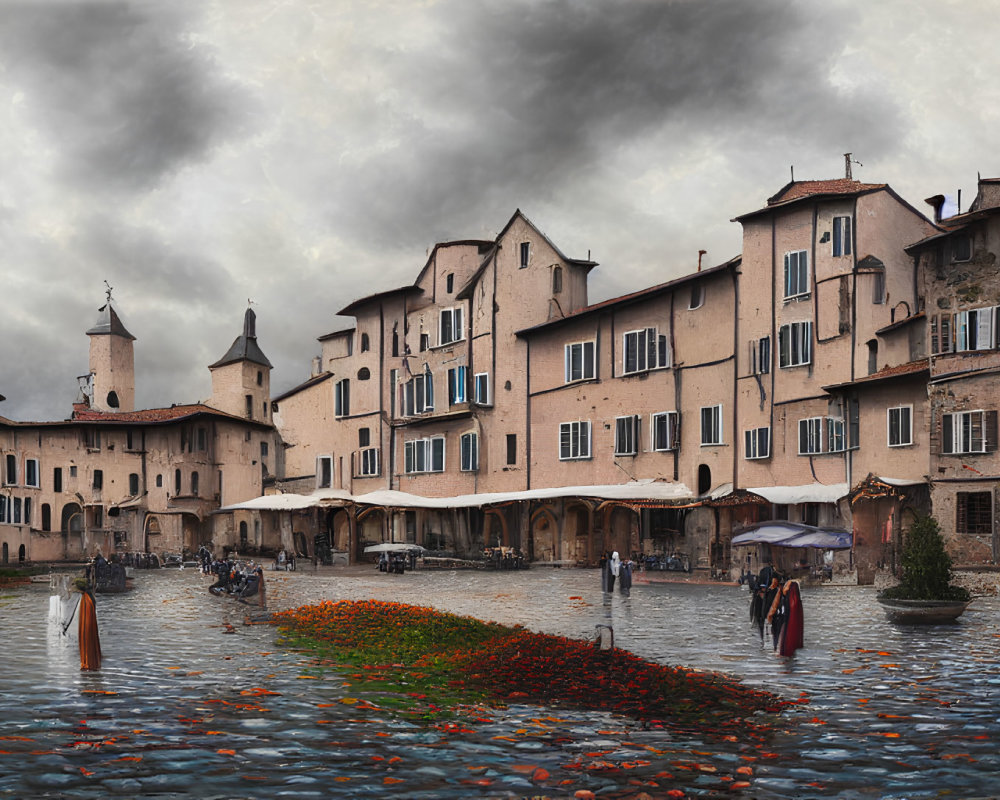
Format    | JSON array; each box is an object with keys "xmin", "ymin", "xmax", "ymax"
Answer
[
  {"xmin": 519, "ymin": 241, "xmax": 530, "ymax": 269},
  {"xmin": 623, "ymin": 327, "xmax": 669, "ymax": 375},
  {"xmin": 404, "ymin": 436, "xmax": 446, "ymax": 474},
  {"xmin": 651, "ymin": 411, "xmax": 679, "ymax": 452},
  {"xmin": 316, "ymin": 455, "xmax": 333, "ymax": 488},
  {"xmin": 448, "ymin": 365, "xmax": 468, "ymax": 405},
  {"xmin": 460, "ymin": 432, "xmax": 479, "ymax": 472},
  {"xmin": 778, "ymin": 321, "xmax": 812, "ymax": 368},
  {"xmin": 700, "ymin": 405, "xmax": 723, "ymax": 446},
  {"xmin": 887, "ymin": 406, "xmax": 913, "ymax": 447},
  {"xmin": 943, "ymin": 410, "xmax": 987, "ymax": 455},
  {"xmin": 688, "ymin": 283, "xmax": 704, "ymax": 310},
  {"xmin": 783, "ymin": 250, "xmax": 810, "ymax": 299},
  {"xmin": 334, "ymin": 378, "xmax": 350, "ymax": 417},
  {"xmin": 438, "ymin": 306, "xmax": 464, "ymax": 346},
  {"xmin": 827, "ymin": 417, "xmax": 846, "ymax": 453},
  {"xmin": 403, "ymin": 371, "xmax": 435, "ymax": 415},
  {"xmin": 614, "ymin": 415, "xmax": 639, "ymax": 456},
  {"xmin": 564, "ymin": 341, "xmax": 596, "ymax": 383},
  {"xmin": 474, "ymin": 372, "xmax": 491, "ymax": 405},
  {"xmin": 744, "ymin": 427, "xmax": 770, "ymax": 460},
  {"xmin": 360, "ymin": 447, "xmax": 380, "ymax": 477},
  {"xmin": 559, "ymin": 421, "xmax": 592, "ymax": 460},
  {"xmin": 798, "ymin": 417, "xmax": 823, "ymax": 455},
  {"xmin": 833, "ymin": 216, "xmax": 852, "ymax": 257},
  {"xmin": 955, "ymin": 307, "xmax": 997, "ymax": 352},
  {"xmin": 24, "ymin": 458, "xmax": 40, "ymax": 488}
]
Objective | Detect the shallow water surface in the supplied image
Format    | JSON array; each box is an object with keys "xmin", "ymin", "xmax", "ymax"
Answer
[{"xmin": 1, "ymin": 568, "xmax": 998, "ymax": 799}]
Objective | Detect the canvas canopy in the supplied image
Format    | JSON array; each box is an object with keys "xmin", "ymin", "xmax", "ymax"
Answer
[{"xmin": 731, "ymin": 520, "xmax": 852, "ymax": 550}]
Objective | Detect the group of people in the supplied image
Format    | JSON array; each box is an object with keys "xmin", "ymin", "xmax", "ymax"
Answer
[
  {"xmin": 599, "ymin": 551, "xmax": 634, "ymax": 596},
  {"xmin": 484, "ymin": 546, "xmax": 526, "ymax": 570},
  {"xmin": 206, "ymin": 556, "xmax": 267, "ymax": 607},
  {"xmin": 749, "ymin": 562, "xmax": 804, "ymax": 656},
  {"xmin": 377, "ymin": 551, "xmax": 413, "ymax": 573}
]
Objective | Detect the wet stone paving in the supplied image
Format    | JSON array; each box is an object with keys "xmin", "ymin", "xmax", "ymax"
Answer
[{"xmin": 0, "ymin": 566, "xmax": 998, "ymax": 799}]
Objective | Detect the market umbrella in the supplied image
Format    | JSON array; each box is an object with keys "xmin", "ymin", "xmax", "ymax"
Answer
[{"xmin": 363, "ymin": 542, "xmax": 427, "ymax": 553}]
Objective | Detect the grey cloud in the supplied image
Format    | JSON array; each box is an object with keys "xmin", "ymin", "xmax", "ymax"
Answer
[{"xmin": 0, "ymin": 3, "xmax": 253, "ymax": 192}]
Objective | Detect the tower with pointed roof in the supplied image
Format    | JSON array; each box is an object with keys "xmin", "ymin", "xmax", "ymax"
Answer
[
  {"xmin": 208, "ymin": 308, "xmax": 273, "ymax": 422},
  {"xmin": 86, "ymin": 290, "xmax": 136, "ymax": 413}
]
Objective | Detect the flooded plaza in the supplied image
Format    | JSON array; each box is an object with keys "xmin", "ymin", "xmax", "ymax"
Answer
[{"xmin": 1, "ymin": 566, "xmax": 998, "ymax": 799}]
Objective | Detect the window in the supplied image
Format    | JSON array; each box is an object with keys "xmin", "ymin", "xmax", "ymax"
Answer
[
  {"xmin": 13, "ymin": 497, "xmax": 21, "ymax": 524},
  {"xmin": 420, "ymin": 332, "xmax": 429, "ymax": 352},
  {"xmin": 0, "ymin": 496, "xmax": 5, "ymax": 523},
  {"xmin": 23, "ymin": 498, "xmax": 30, "ymax": 526},
  {"xmin": 402, "ymin": 370, "xmax": 434, "ymax": 415},
  {"xmin": 358, "ymin": 428, "xmax": 370, "ymax": 448},
  {"xmin": 446, "ymin": 273, "xmax": 455, "ymax": 293},
  {"xmin": 749, "ymin": 336, "xmax": 771, "ymax": 375},
  {"xmin": 129, "ymin": 473, "xmax": 139, "ymax": 495},
  {"xmin": 623, "ymin": 328, "xmax": 669, "ymax": 374},
  {"xmin": 257, "ymin": 370, "xmax": 263, "ymax": 386},
  {"xmin": 357, "ymin": 367, "xmax": 371, "ymax": 380},
  {"xmin": 360, "ymin": 332, "xmax": 370, "ymax": 352},
  {"xmin": 359, "ymin": 448, "xmax": 379, "ymax": 477},
  {"xmin": 460, "ymin": 432, "xmax": 479, "ymax": 471},
  {"xmin": 191, "ymin": 471, "xmax": 200, "ymax": 496},
  {"xmin": 519, "ymin": 241, "xmax": 530, "ymax": 269},
  {"xmin": 614, "ymin": 415, "xmax": 639, "ymax": 456},
  {"xmin": 317, "ymin": 456, "xmax": 333, "ymax": 488},
  {"xmin": 156, "ymin": 474, "xmax": 163, "ymax": 488},
  {"xmin": 651, "ymin": 411, "xmax": 679, "ymax": 451},
  {"xmin": 404, "ymin": 436, "xmax": 445, "ymax": 473},
  {"xmin": 126, "ymin": 430, "xmax": 137, "ymax": 450},
  {"xmin": 53, "ymin": 468, "xmax": 62, "ymax": 493},
  {"xmin": 69, "ymin": 465, "xmax": 77, "ymax": 477},
  {"xmin": 942, "ymin": 410, "xmax": 997, "ymax": 455},
  {"xmin": 4, "ymin": 454, "xmax": 14, "ymax": 485},
  {"xmin": 700, "ymin": 405, "xmax": 723, "ymax": 446},
  {"xmin": 552, "ymin": 266, "xmax": 562, "ymax": 293},
  {"xmin": 888, "ymin": 406, "xmax": 913, "ymax": 447},
  {"xmin": 689, "ymin": 283, "xmax": 704, "ymax": 310},
  {"xmin": 448, "ymin": 366, "xmax": 468, "ymax": 405},
  {"xmin": 261, "ymin": 440, "xmax": 269, "ymax": 457},
  {"xmin": 25, "ymin": 459, "xmax": 39, "ymax": 488},
  {"xmin": 827, "ymin": 417, "xmax": 846, "ymax": 453},
  {"xmin": 94, "ymin": 469, "xmax": 104, "ymax": 490},
  {"xmin": 798, "ymin": 417, "xmax": 823, "ymax": 455},
  {"xmin": 872, "ymin": 268, "xmax": 886, "ymax": 304},
  {"xmin": 42, "ymin": 504, "xmax": 51, "ymax": 531},
  {"xmin": 474, "ymin": 373, "xmax": 490, "ymax": 405},
  {"xmin": 778, "ymin": 321, "xmax": 813, "ymax": 368},
  {"xmin": 506, "ymin": 434, "xmax": 517, "ymax": 465},
  {"xmin": 564, "ymin": 341, "xmax": 596, "ymax": 383},
  {"xmin": 439, "ymin": 307, "xmax": 464, "ymax": 346},
  {"xmin": 955, "ymin": 307, "xmax": 997, "ymax": 352},
  {"xmin": 196, "ymin": 427, "xmax": 207, "ymax": 451},
  {"xmin": 952, "ymin": 235, "xmax": 972, "ymax": 262},
  {"xmin": 174, "ymin": 469, "xmax": 181, "ymax": 494},
  {"xmin": 744, "ymin": 427, "xmax": 770, "ymax": 460},
  {"xmin": 335, "ymin": 378, "xmax": 350, "ymax": 417},
  {"xmin": 833, "ymin": 216, "xmax": 852, "ymax": 256},
  {"xmin": 930, "ymin": 313, "xmax": 954, "ymax": 354},
  {"xmin": 559, "ymin": 421, "xmax": 592, "ymax": 460},
  {"xmin": 847, "ymin": 397, "xmax": 860, "ymax": 449},
  {"xmin": 957, "ymin": 491, "xmax": 992, "ymax": 535},
  {"xmin": 245, "ymin": 395, "xmax": 254, "ymax": 418},
  {"xmin": 783, "ymin": 250, "xmax": 810, "ymax": 299}
]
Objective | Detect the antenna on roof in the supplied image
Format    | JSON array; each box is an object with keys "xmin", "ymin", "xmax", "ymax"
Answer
[
  {"xmin": 844, "ymin": 153, "xmax": 863, "ymax": 180},
  {"xmin": 790, "ymin": 165, "xmax": 794, "ymax": 182}
]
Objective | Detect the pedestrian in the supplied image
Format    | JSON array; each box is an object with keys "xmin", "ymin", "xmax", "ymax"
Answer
[
  {"xmin": 75, "ymin": 578, "xmax": 102, "ymax": 671},
  {"xmin": 619, "ymin": 557, "xmax": 633, "ymax": 596},
  {"xmin": 766, "ymin": 578, "xmax": 804, "ymax": 656},
  {"xmin": 599, "ymin": 551, "xmax": 609, "ymax": 591},
  {"xmin": 608, "ymin": 551, "xmax": 621, "ymax": 593}
]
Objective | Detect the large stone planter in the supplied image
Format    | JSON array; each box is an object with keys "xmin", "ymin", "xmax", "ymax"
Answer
[{"xmin": 877, "ymin": 597, "xmax": 970, "ymax": 624}]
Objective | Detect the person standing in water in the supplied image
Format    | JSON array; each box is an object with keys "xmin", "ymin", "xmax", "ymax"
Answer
[
  {"xmin": 75, "ymin": 578, "xmax": 102, "ymax": 670},
  {"xmin": 608, "ymin": 551, "xmax": 621, "ymax": 593},
  {"xmin": 766, "ymin": 578, "xmax": 804, "ymax": 656}
]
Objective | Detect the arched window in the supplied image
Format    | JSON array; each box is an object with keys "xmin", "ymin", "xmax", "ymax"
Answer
[
  {"xmin": 17, "ymin": 544, "xmax": 25, "ymax": 563},
  {"xmin": 107, "ymin": 391, "xmax": 120, "ymax": 408},
  {"xmin": 698, "ymin": 464, "xmax": 712, "ymax": 495},
  {"xmin": 357, "ymin": 367, "xmax": 371, "ymax": 380},
  {"xmin": 239, "ymin": 521, "xmax": 248, "ymax": 547},
  {"xmin": 552, "ymin": 266, "xmax": 563, "ymax": 293},
  {"xmin": 41, "ymin": 503, "xmax": 51, "ymax": 532},
  {"xmin": 191, "ymin": 471, "xmax": 200, "ymax": 496}
]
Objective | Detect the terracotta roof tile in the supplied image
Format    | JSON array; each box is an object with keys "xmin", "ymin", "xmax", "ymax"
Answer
[
  {"xmin": 823, "ymin": 359, "xmax": 929, "ymax": 391},
  {"xmin": 69, "ymin": 403, "xmax": 261, "ymax": 425},
  {"xmin": 768, "ymin": 179, "xmax": 886, "ymax": 205}
]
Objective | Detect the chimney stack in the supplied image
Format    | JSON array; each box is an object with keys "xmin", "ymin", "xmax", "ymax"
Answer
[
  {"xmin": 924, "ymin": 194, "xmax": 945, "ymax": 223},
  {"xmin": 697, "ymin": 250, "xmax": 707, "ymax": 272}
]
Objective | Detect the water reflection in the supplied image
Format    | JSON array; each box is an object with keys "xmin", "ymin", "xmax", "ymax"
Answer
[{"xmin": 1, "ymin": 568, "xmax": 998, "ymax": 798}]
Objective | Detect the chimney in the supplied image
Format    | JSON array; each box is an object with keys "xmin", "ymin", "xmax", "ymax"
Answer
[
  {"xmin": 697, "ymin": 250, "xmax": 707, "ymax": 272},
  {"xmin": 924, "ymin": 194, "xmax": 945, "ymax": 223},
  {"xmin": 844, "ymin": 153, "xmax": 852, "ymax": 180},
  {"xmin": 311, "ymin": 355, "xmax": 322, "ymax": 377}
]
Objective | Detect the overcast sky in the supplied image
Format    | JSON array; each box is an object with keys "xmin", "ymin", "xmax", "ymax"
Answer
[{"xmin": 1, "ymin": 0, "xmax": 997, "ymax": 421}]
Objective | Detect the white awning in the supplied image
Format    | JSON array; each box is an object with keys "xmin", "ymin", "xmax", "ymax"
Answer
[
  {"xmin": 878, "ymin": 476, "xmax": 927, "ymax": 487},
  {"xmin": 746, "ymin": 482, "xmax": 849, "ymax": 505},
  {"xmin": 217, "ymin": 493, "xmax": 321, "ymax": 512}
]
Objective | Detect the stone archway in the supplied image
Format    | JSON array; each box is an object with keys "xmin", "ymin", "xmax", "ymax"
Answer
[
  {"xmin": 483, "ymin": 509, "xmax": 509, "ymax": 549},
  {"xmin": 563, "ymin": 502, "xmax": 594, "ymax": 565},
  {"xmin": 61, "ymin": 502, "xmax": 84, "ymax": 560},
  {"xmin": 530, "ymin": 507, "xmax": 558, "ymax": 563}
]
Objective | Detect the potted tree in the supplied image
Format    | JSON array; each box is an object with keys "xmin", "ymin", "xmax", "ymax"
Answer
[{"xmin": 878, "ymin": 515, "xmax": 972, "ymax": 624}]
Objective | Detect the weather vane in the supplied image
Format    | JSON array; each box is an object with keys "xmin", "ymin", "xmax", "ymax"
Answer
[{"xmin": 104, "ymin": 280, "xmax": 114, "ymax": 303}]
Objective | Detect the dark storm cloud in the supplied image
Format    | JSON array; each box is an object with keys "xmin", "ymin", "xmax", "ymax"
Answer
[
  {"xmin": 0, "ymin": 2, "xmax": 252, "ymax": 191},
  {"xmin": 329, "ymin": 0, "xmax": 901, "ymax": 246}
]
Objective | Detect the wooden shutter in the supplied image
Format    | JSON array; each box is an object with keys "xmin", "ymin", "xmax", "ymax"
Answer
[
  {"xmin": 986, "ymin": 410, "xmax": 999, "ymax": 453},
  {"xmin": 940, "ymin": 313, "xmax": 953, "ymax": 353}
]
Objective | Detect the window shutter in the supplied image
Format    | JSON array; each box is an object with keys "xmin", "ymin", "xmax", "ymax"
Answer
[
  {"xmin": 941, "ymin": 414, "xmax": 953, "ymax": 455},
  {"xmin": 940, "ymin": 314, "xmax": 953, "ymax": 353},
  {"xmin": 986, "ymin": 411, "xmax": 999, "ymax": 453},
  {"xmin": 930, "ymin": 314, "xmax": 940, "ymax": 355},
  {"xmin": 978, "ymin": 309, "xmax": 994, "ymax": 351}
]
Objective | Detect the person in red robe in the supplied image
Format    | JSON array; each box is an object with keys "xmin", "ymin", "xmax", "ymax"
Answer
[
  {"xmin": 767, "ymin": 579, "xmax": 803, "ymax": 656},
  {"xmin": 77, "ymin": 582, "xmax": 102, "ymax": 671}
]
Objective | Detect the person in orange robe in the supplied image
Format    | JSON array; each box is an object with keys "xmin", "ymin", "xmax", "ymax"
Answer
[{"xmin": 77, "ymin": 583, "xmax": 102, "ymax": 670}]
